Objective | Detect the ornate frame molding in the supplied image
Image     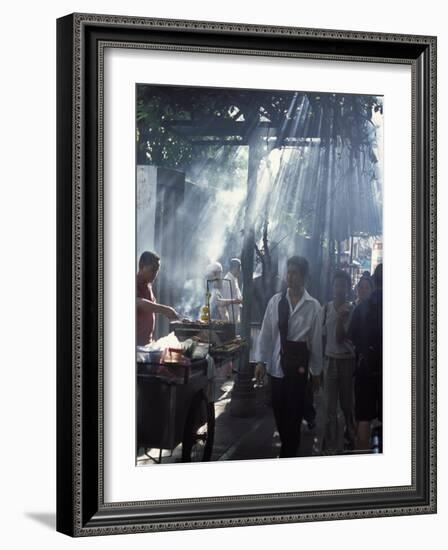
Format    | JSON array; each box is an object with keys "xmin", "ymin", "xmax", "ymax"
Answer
[{"xmin": 57, "ymin": 12, "xmax": 437, "ymax": 536}]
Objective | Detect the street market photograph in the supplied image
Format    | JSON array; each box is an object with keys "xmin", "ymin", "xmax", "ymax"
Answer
[{"xmin": 135, "ymin": 83, "xmax": 384, "ymax": 465}]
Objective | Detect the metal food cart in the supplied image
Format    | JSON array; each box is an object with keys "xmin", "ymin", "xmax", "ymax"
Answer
[
  {"xmin": 137, "ymin": 320, "xmax": 246, "ymax": 464},
  {"xmin": 137, "ymin": 354, "xmax": 215, "ymax": 463}
]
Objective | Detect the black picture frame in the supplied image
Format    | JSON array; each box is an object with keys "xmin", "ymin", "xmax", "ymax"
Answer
[{"xmin": 56, "ymin": 13, "xmax": 437, "ymax": 537}]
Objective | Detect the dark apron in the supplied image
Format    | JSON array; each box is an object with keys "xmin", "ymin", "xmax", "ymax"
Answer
[{"xmin": 278, "ymin": 291, "xmax": 310, "ymax": 378}]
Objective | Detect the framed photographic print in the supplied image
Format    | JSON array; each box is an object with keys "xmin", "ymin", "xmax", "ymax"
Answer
[{"xmin": 56, "ymin": 13, "xmax": 437, "ymax": 536}]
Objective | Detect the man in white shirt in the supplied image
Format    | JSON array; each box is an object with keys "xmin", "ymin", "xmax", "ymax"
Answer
[
  {"xmin": 222, "ymin": 258, "xmax": 243, "ymax": 325},
  {"xmin": 254, "ymin": 256, "xmax": 322, "ymax": 458}
]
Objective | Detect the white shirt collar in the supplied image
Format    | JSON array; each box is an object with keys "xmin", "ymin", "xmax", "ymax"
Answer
[{"xmin": 286, "ymin": 288, "xmax": 312, "ymax": 315}]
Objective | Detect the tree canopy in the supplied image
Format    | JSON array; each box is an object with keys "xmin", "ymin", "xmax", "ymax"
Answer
[{"xmin": 136, "ymin": 85, "xmax": 383, "ymax": 168}]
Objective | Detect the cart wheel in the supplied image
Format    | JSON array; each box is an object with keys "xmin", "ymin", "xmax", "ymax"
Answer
[{"xmin": 181, "ymin": 392, "xmax": 215, "ymax": 462}]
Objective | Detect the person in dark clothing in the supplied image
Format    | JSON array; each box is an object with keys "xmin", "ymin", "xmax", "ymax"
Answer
[
  {"xmin": 355, "ymin": 273, "xmax": 374, "ymax": 306},
  {"xmin": 348, "ymin": 263, "xmax": 383, "ymax": 450}
]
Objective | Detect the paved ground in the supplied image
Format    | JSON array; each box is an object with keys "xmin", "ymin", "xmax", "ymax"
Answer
[
  {"xmin": 137, "ymin": 365, "xmax": 350, "ymax": 466},
  {"xmin": 209, "ymin": 375, "xmax": 324, "ymax": 462}
]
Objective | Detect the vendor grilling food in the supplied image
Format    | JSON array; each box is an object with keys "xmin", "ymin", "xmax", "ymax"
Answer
[
  {"xmin": 206, "ymin": 261, "xmax": 243, "ymax": 321},
  {"xmin": 136, "ymin": 251, "xmax": 179, "ymax": 345},
  {"xmin": 222, "ymin": 258, "xmax": 243, "ymax": 324}
]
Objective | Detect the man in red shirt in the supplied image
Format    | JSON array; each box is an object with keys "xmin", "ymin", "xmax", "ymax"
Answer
[{"xmin": 136, "ymin": 251, "xmax": 179, "ymax": 345}]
